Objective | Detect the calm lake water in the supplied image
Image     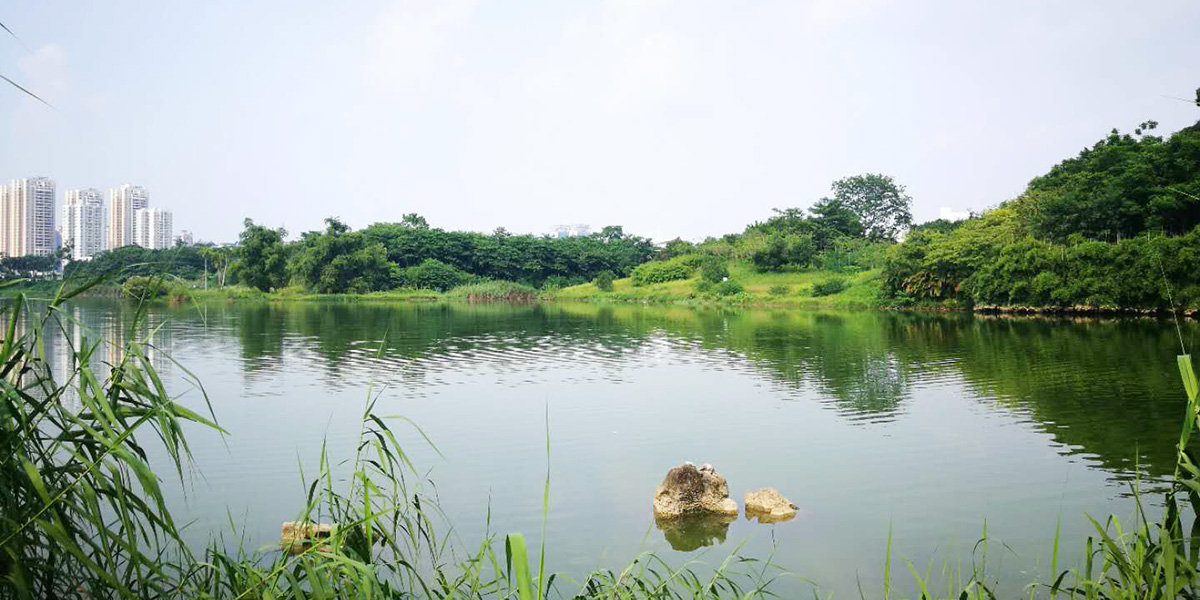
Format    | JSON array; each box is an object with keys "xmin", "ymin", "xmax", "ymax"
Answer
[{"xmin": 34, "ymin": 299, "xmax": 1200, "ymax": 596}]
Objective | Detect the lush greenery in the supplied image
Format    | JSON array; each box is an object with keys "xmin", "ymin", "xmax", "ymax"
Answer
[
  {"xmin": 631, "ymin": 255, "xmax": 703, "ymax": 286},
  {"xmin": 883, "ymin": 116, "xmax": 1200, "ymax": 310}
]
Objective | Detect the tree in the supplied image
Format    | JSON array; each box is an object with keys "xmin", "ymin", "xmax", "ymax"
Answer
[
  {"xmin": 230, "ymin": 219, "xmax": 289, "ymax": 291},
  {"xmin": 831, "ymin": 174, "xmax": 913, "ymax": 241},
  {"xmin": 401, "ymin": 213, "xmax": 429, "ymax": 229},
  {"xmin": 593, "ymin": 271, "xmax": 615, "ymax": 291},
  {"xmin": 596, "ymin": 225, "xmax": 625, "ymax": 242},
  {"xmin": 699, "ymin": 256, "xmax": 729, "ymax": 283},
  {"xmin": 808, "ymin": 197, "xmax": 864, "ymax": 249},
  {"xmin": 397, "ymin": 258, "xmax": 472, "ymax": 291}
]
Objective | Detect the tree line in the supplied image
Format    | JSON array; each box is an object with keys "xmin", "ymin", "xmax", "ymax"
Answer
[
  {"xmin": 883, "ymin": 98, "xmax": 1200, "ymax": 310},
  {"xmin": 66, "ymin": 215, "xmax": 657, "ymax": 294}
]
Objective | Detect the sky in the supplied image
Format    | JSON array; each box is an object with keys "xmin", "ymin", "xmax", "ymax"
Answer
[{"xmin": 1, "ymin": 1, "xmax": 1198, "ymax": 244}]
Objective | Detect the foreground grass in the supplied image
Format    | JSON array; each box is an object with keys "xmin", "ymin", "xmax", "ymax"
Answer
[{"xmin": 552, "ymin": 263, "xmax": 885, "ymax": 309}]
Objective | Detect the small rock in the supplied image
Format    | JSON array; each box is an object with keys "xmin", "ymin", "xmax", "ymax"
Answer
[
  {"xmin": 281, "ymin": 521, "xmax": 333, "ymax": 554},
  {"xmin": 743, "ymin": 488, "xmax": 797, "ymax": 523},
  {"xmin": 653, "ymin": 462, "xmax": 739, "ymax": 519}
]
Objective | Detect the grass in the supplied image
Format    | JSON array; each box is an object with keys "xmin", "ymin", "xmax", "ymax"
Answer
[
  {"xmin": 6, "ymin": 276, "xmax": 1200, "ymax": 599},
  {"xmin": 553, "ymin": 261, "xmax": 884, "ymax": 309}
]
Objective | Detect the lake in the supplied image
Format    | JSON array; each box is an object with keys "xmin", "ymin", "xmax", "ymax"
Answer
[{"xmin": 34, "ymin": 299, "xmax": 1200, "ymax": 596}]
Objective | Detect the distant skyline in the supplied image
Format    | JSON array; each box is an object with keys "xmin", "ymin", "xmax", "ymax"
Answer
[{"xmin": 2, "ymin": 1, "xmax": 1198, "ymax": 244}]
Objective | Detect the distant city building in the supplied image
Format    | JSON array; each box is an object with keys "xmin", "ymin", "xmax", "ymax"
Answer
[
  {"xmin": 174, "ymin": 230, "xmax": 193, "ymax": 246},
  {"xmin": 107, "ymin": 184, "xmax": 149, "ymax": 249},
  {"xmin": 554, "ymin": 224, "xmax": 591, "ymax": 239},
  {"xmin": 1, "ymin": 177, "xmax": 57, "ymax": 257},
  {"xmin": 63, "ymin": 188, "xmax": 106, "ymax": 260},
  {"xmin": 132, "ymin": 207, "xmax": 173, "ymax": 249}
]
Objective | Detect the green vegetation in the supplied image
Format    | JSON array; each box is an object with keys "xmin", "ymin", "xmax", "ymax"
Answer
[
  {"xmin": 593, "ymin": 271, "xmax": 614, "ymax": 292},
  {"xmin": 884, "ymin": 114, "xmax": 1200, "ymax": 312},
  {"xmin": 446, "ymin": 280, "xmax": 539, "ymax": 302},
  {"xmin": 811, "ymin": 277, "xmax": 849, "ymax": 297},
  {"xmin": 397, "ymin": 258, "xmax": 474, "ymax": 291},
  {"xmin": 555, "ymin": 261, "xmax": 883, "ymax": 308},
  {"xmin": 631, "ymin": 255, "xmax": 703, "ymax": 286}
]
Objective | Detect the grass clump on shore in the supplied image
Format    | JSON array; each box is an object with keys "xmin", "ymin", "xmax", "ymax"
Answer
[{"xmin": 447, "ymin": 280, "xmax": 540, "ymax": 302}]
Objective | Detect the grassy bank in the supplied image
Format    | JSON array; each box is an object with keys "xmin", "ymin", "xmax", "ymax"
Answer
[{"xmin": 552, "ymin": 262, "xmax": 885, "ymax": 309}]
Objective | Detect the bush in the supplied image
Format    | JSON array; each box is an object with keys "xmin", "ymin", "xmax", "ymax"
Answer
[
  {"xmin": 398, "ymin": 258, "xmax": 473, "ymax": 291},
  {"xmin": 593, "ymin": 271, "xmax": 615, "ymax": 291},
  {"xmin": 630, "ymin": 255, "xmax": 702, "ymax": 286},
  {"xmin": 812, "ymin": 277, "xmax": 849, "ymax": 297},
  {"xmin": 713, "ymin": 280, "xmax": 744, "ymax": 296},
  {"xmin": 446, "ymin": 280, "xmax": 538, "ymax": 301},
  {"xmin": 121, "ymin": 276, "xmax": 167, "ymax": 300},
  {"xmin": 750, "ymin": 234, "xmax": 816, "ymax": 272},
  {"xmin": 768, "ymin": 284, "xmax": 790, "ymax": 296},
  {"xmin": 541, "ymin": 275, "xmax": 586, "ymax": 291},
  {"xmin": 694, "ymin": 279, "xmax": 713, "ymax": 293},
  {"xmin": 699, "ymin": 256, "xmax": 729, "ymax": 283}
]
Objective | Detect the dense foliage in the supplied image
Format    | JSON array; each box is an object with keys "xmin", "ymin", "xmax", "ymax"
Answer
[
  {"xmin": 229, "ymin": 219, "xmax": 289, "ymax": 291},
  {"xmin": 884, "ymin": 117, "xmax": 1200, "ymax": 310},
  {"xmin": 0, "ymin": 255, "xmax": 59, "ymax": 278},
  {"xmin": 64, "ymin": 244, "xmax": 214, "ymax": 282},
  {"xmin": 630, "ymin": 255, "xmax": 702, "ymax": 286}
]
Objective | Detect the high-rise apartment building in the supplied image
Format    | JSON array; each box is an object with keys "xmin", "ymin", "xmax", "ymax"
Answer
[
  {"xmin": 107, "ymin": 184, "xmax": 149, "ymax": 249},
  {"xmin": 174, "ymin": 230, "xmax": 194, "ymax": 246},
  {"xmin": 132, "ymin": 207, "xmax": 173, "ymax": 250},
  {"xmin": 1, "ymin": 177, "xmax": 57, "ymax": 257},
  {"xmin": 62, "ymin": 188, "xmax": 106, "ymax": 260}
]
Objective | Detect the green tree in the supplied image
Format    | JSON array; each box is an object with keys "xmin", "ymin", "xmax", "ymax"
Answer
[
  {"xmin": 593, "ymin": 271, "xmax": 615, "ymax": 291},
  {"xmin": 398, "ymin": 258, "xmax": 472, "ymax": 291},
  {"xmin": 699, "ymin": 256, "xmax": 729, "ymax": 283},
  {"xmin": 831, "ymin": 174, "xmax": 913, "ymax": 241},
  {"xmin": 808, "ymin": 198, "xmax": 864, "ymax": 249},
  {"xmin": 230, "ymin": 219, "xmax": 289, "ymax": 291}
]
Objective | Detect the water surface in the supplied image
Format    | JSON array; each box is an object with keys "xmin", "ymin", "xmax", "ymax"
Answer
[{"xmin": 37, "ymin": 299, "xmax": 1200, "ymax": 596}]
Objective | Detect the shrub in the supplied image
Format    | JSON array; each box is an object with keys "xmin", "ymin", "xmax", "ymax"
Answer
[
  {"xmin": 593, "ymin": 271, "xmax": 615, "ymax": 291},
  {"xmin": 694, "ymin": 279, "xmax": 714, "ymax": 293},
  {"xmin": 713, "ymin": 280, "xmax": 744, "ymax": 296},
  {"xmin": 699, "ymin": 256, "xmax": 729, "ymax": 283},
  {"xmin": 398, "ymin": 258, "xmax": 473, "ymax": 291},
  {"xmin": 121, "ymin": 276, "xmax": 167, "ymax": 300},
  {"xmin": 542, "ymin": 275, "xmax": 586, "ymax": 291},
  {"xmin": 750, "ymin": 234, "xmax": 816, "ymax": 271},
  {"xmin": 446, "ymin": 280, "xmax": 538, "ymax": 302},
  {"xmin": 812, "ymin": 277, "xmax": 849, "ymax": 297},
  {"xmin": 630, "ymin": 255, "xmax": 702, "ymax": 286},
  {"xmin": 768, "ymin": 284, "xmax": 790, "ymax": 296}
]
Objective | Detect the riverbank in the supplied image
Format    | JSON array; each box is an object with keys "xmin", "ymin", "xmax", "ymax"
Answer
[{"xmin": 550, "ymin": 265, "xmax": 886, "ymax": 309}]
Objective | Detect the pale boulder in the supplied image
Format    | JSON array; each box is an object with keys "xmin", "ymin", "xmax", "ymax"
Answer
[
  {"xmin": 281, "ymin": 521, "xmax": 333, "ymax": 554},
  {"xmin": 653, "ymin": 462, "xmax": 739, "ymax": 519},
  {"xmin": 743, "ymin": 488, "xmax": 797, "ymax": 523}
]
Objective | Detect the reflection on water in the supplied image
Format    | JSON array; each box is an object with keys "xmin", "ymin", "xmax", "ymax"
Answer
[
  {"xmin": 20, "ymin": 299, "xmax": 1200, "ymax": 596},
  {"xmin": 655, "ymin": 514, "xmax": 735, "ymax": 552}
]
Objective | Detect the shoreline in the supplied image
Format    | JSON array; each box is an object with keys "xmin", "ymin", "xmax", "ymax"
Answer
[{"xmin": 5, "ymin": 281, "xmax": 1198, "ymax": 319}]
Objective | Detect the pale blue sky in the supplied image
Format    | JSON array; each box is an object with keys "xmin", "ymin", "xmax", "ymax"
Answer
[{"xmin": 1, "ymin": 1, "xmax": 1198, "ymax": 243}]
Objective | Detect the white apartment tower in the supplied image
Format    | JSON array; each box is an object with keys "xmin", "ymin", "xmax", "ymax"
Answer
[
  {"xmin": 133, "ymin": 207, "xmax": 173, "ymax": 250},
  {"xmin": 62, "ymin": 188, "xmax": 106, "ymax": 259},
  {"xmin": 107, "ymin": 184, "xmax": 149, "ymax": 249},
  {"xmin": 1, "ymin": 177, "xmax": 57, "ymax": 257}
]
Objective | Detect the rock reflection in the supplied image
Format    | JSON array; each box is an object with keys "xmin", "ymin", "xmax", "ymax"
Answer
[{"xmin": 654, "ymin": 513, "xmax": 735, "ymax": 552}]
